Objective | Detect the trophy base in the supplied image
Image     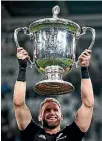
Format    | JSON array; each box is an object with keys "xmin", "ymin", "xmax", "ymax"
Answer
[{"xmin": 34, "ymin": 80, "xmax": 74, "ymax": 95}]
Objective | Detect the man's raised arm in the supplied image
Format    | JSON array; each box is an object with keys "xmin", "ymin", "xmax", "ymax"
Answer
[
  {"xmin": 75, "ymin": 49, "xmax": 94, "ymax": 132},
  {"xmin": 13, "ymin": 47, "xmax": 32, "ymax": 130}
]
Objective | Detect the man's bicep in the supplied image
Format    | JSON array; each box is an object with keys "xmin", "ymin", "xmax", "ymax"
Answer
[
  {"xmin": 14, "ymin": 104, "xmax": 32, "ymax": 130},
  {"xmin": 75, "ymin": 103, "xmax": 93, "ymax": 132}
]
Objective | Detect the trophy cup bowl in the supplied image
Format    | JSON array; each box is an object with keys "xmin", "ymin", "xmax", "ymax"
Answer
[{"xmin": 14, "ymin": 5, "xmax": 95, "ymax": 95}]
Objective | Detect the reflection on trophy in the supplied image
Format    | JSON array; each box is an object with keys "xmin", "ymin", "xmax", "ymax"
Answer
[{"xmin": 14, "ymin": 5, "xmax": 95, "ymax": 95}]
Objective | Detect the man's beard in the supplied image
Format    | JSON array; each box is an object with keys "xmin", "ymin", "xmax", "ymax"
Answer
[{"xmin": 43, "ymin": 119, "xmax": 60, "ymax": 129}]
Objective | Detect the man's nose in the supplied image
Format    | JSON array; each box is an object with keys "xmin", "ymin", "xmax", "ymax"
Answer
[{"xmin": 50, "ymin": 109, "xmax": 55, "ymax": 115}]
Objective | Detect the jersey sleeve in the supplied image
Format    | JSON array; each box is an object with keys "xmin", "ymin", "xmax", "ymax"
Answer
[
  {"xmin": 20, "ymin": 119, "xmax": 41, "ymax": 141},
  {"xmin": 63, "ymin": 121, "xmax": 85, "ymax": 140}
]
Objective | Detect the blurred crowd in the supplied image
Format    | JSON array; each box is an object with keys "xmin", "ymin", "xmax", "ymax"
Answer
[{"xmin": 1, "ymin": 30, "xmax": 102, "ymax": 141}]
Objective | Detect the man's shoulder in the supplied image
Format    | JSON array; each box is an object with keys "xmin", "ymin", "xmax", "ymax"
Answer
[
  {"xmin": 20, "ymin": 119, "xmax": 42, "ymax": 133},
  {"xmin": 62, "ymin": 121, "xmax": 82, "ymax": 134},
  {"xmin": 62, "ymin": 121, "xmax": 85, "ymax": 137}
]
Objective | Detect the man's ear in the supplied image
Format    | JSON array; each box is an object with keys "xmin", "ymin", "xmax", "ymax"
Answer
[{"xmin": 38, "ymin": 114, "xmax": 42, "ymax": 121}]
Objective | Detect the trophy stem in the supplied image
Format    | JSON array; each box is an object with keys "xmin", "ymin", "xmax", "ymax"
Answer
[{"xmin": 34, "ymin": 65, "xmax": 74, "ymax": 95}]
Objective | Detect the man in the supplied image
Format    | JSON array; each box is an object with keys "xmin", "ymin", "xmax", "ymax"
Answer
[{"xmin": 13, "ymin": 47, "xmax": 94, "ymax": 141}]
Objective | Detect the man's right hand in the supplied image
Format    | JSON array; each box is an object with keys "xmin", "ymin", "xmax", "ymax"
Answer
[
  {"xmin": 17, "ymin": 47, "xmax": 30, "ymax": 60},
  {"xmin": 17, "ymin": 47, "xmax": 31, "ymax": 68},
  {"xmin": 16, "ymin": 47, "xmax": 30, "ymax": 81}
]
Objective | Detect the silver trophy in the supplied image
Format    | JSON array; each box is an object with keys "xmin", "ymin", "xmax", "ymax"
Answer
[{"xmin": 14, "ymin": 5, "xmax": 95, "ymax": 95}]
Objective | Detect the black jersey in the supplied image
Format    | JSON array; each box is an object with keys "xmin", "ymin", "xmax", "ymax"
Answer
[{"xmin": 20, "ymin": 120, "xmax": 85, "ymax": 141}]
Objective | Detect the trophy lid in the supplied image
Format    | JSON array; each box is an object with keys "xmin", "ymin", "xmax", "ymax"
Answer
[{"xmin": 29, "ymin": 5, "xmax": 81, "ymax": 34}]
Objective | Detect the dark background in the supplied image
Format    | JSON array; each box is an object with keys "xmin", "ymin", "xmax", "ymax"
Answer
[{"xmin": 1, "ymin": 1, "xmax": 102, "ymax": 141}]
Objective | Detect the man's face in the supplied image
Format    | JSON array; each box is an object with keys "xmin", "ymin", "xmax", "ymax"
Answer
[{"xmin": 39, "ymin": 102, "xmax": 63, "ymax": 129}]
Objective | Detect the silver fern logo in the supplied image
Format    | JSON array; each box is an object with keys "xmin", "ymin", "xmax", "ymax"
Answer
[
  {"xmin": 56, "ymin": 133, "xmax": 67, "ymax": 141},
  {"xmin": 38, "ymin": 134, "xmax": 46, "ymax": 140}
]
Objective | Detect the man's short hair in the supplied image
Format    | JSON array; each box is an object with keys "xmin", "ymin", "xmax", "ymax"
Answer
[{"xmin": 40, "ymin": 97, "xmax": 61, "ymax": 110}]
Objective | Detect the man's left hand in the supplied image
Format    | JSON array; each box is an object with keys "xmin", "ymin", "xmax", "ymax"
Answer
[{"xmin": 78, "ymin": 49, "xmax": 92, "ymax": 67}]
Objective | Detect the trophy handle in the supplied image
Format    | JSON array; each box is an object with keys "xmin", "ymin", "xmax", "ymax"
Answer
[
  {"xmin": 75, "ymin": 27, "xmax": 95, "ymax": 68},
  {"xmin": 14, "ymin": 27, "xmax": 34, "ymax": 68},
  {"xmin": 76, "ymin": 27, "xmax": 95, "ymax": 50}
]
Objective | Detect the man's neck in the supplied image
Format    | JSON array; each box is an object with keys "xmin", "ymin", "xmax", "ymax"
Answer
[{"xmin": 44, "ymin": 126, "xmax": 61, "ymax": 135}]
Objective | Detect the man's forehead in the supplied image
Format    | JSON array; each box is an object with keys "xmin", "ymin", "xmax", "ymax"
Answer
[{"xmin": 41, "ymin": 101, "xmax": 60, "ymax": 110}]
